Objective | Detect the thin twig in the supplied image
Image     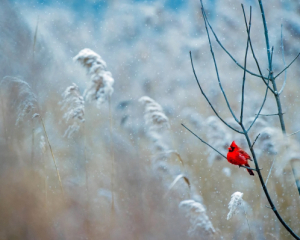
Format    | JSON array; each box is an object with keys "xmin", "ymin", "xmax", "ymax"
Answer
[
  {"xmin": 240, "ymin": 5, "xmax": 271, "ymax": 133},
  {"xmin": 182, "ymin": 123, "xmax": 259, "ymax": 172},
  {"xmin": 257, "ymin": 0, "xmax": 286, "ymax": 134},
  {"xmin": 254, "ymin": 1, "xmax": 299, "ymax": 238},
  {"xmin": 251, "ymin": 133, "xmax": 261, "ymax": 150},
  {"xmin": 265, "ymin": 158, "xmax": 276, "ymax": 187},
  {"xmin": 189, "ymin": 52, "xmax": 242, "ymax": 134},
  {"xmin": 274, "ymin": 53, "xmax": 300, "ymax": 80},
  {"xmin": 200, "ymin": 5, "xmax": 240, "ymax": 124},
  {"xmin": 287, "ymin": 130, "xmax": 300, "ymax": 137},
  {"xmin": 240, "ymin": 5, "xmax": 275, "ymax": 95},
  {"xmin": 278, "ymin": 25, "xmax": 287, "ymax": 95},
  {"xmin": 181, "ymin": 124, "xmax": 227, "ymax": 159},
  {"xmin": 255, "ymin": 112, "xmax": 285, "ymax": 116},
  {"xmin": 199, "ymin": 0, "xmax": 269, "ymax": 81},
  {"xmin": 270, "ymin": 46, "xmax": 274, "ymax": 68},
  {"xmin": 290, "ymin": 160, "xmax": 300, "ymax": 196},
  {"xmin": 246, "ymin": 76, "xmax": 270, "ymax": 132},
  {"xmin": 240, "ymin": 6, "xmax": 252, "ymax": 124}
]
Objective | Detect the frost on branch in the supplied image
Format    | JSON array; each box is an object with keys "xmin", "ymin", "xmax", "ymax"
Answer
[
  {"xmin": 60, "ymin": 83, "xmax": 85, "ymax": 138},
  {"xmin": 179, "ymin": 199, "xmax": 215, "ymax": 237},
  {"xmin": 73, "ymin": 48, "xmax": 114, "ymax": 107},
  {"xmin": 0, "ymin": 76, "xmax": 37, "ymax": 125},
  {"xmin": 227, "ymin": 192, "xmax": 244, "ymax": 220}
]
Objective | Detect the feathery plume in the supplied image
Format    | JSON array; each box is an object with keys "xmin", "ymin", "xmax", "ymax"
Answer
[
  {"xmin": 139, "ymin": 96, "xmax": 170, "ymax": 131},
  {"xmin": 0, "ymin": 76, "xmax": 37, "ymax": 125},
  {"xmin": 73, "ymin": 48, "xmax": 114, "ymax": 107},
  {"xmin": 60, "ymin": 83, "xmax": 85, "ymax": 138},
  {"xmin": 179, "ymin": 199, "xmax": 215, "ymax": 236},
  {"xmin": 227, "ymin": 192, "xmax": 244, "ymax": 220}
]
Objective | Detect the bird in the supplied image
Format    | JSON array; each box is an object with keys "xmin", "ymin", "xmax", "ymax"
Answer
[{"xmin": 227, "ymin": 141, "xmax": 254, "ymax": 176}]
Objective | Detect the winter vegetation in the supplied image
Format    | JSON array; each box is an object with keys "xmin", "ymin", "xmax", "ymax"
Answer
[{"xmin": 1, "ymin": 0, "xmax": 300, "ymax": 239}]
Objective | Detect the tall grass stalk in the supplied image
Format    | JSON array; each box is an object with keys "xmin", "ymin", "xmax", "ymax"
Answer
[
  {"xmin": 109, "ymin": 96, "xmax": 115, "ymax": 213},
  {"xmin": 40, "ymin": 116, "xmax": 65, "ymax": 201},
  {"xmin": 242, "ymin": 203, "xmax": 253, "ymax": 239},
  {"xmin": 83, "ymin": 123, "xmax": 91, "ymax": 236}
]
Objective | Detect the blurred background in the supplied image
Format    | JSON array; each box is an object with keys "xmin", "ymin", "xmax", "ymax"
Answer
[{"xmin": 1, "ymin": 0, "xmax": 300, "ymax": 239}]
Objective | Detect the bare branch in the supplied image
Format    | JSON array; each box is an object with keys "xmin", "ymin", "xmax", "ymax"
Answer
[
  {"xmin": 240, "ymin": 5, "xmax": 275, "ymax": 95},
  {"xmin": 199, "ymin": 0, "xmax": 269, "ymax": 80},
  {"xmin": 256, "ymin": 1, "xmax": 299, "ymax": 238},
  {"xmin": 189, "ymin": 52, "xmax": 243, "ymax": 134},
  {"xmin": 251, "ymin": 133, "xmax": 261, "ymax": 150},
  {"xmin": 246, "ymin": 74, "xmax": 270, "ymax": 133},
  {"xmin": 270, "ymin": 46, "xmax": 274, "ymax": 67},
  {"xmin": 181, "ymin": 123, "xmax": 227, "ymax": 159},
  {"xmin": 278, "ymin": 25, "xmax": 287, "ymax": 95},
  {"xmin": 240, "ymin": 6, "xmax": 252, "ymax": 124},
  {"xmin": 240, "ymin": 5, "xmax": 271, "ymax": 133},
  {"xmin": 200, "ymin": 6, "xmax": 240, "ymax": 124},
  {"xmin": 181, "ymin": 124, "xmax": 260, "ymax": 173},
  {"xmin": 287, "ymin": 130, "xmax": 300, "ymax": 137},
  {"xmin": 255, "ymin": 112, "xmax": 285, "ymax": 116},
  {"xmin": 265, "ymin": 158, "xmax": 276, "ymax": 186},
  {"xmin": 274, "ymin": 52, "xmax": 300, "ymax": 80}
]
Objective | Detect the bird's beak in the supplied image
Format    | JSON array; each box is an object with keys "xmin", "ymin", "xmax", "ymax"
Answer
[{"xmin": 228, "ymin": 147, "xmax": 231, "ymax": 150}]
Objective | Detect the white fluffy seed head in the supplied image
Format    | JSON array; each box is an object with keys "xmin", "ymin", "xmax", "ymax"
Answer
[
  {"xmin": 73, "ymin": 48, "xmax": 107, "ymax": 71},
  {"xmin": 139, "ymin": 96, "xmax": 170, "ymax": 131},
  {"xmin": 74, "ymin": 48, "xmax": 114, "ymax": 107},
  {"xmin": 0, "ymin": 76, "xmax": 38, "ymax": 125},
  {"xmin": 179, "ymin": 199, "xmax": 215, "ymax": 236},
  {"xmin": 60, "ymin": 83, "xmax": 85, "ymax": 138},
  {"xmin": 227, "ymin": 192, "xmax": 244, "ymax": 220}
]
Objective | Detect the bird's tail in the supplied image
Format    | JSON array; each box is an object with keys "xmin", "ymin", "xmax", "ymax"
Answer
[{"xmin": 245, "ymin": 163, "xmax": 254, "ymax": 176}]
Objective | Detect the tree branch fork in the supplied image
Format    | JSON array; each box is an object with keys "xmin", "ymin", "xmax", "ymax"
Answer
[{"xmin": 182, "ymin": 1, "xmax": 300, "ymax": 239}]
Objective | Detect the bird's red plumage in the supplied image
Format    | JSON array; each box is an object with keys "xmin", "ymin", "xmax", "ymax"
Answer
[{"xmin": 227, "ymin": 141, "xmax": 254, "ymax": 176}]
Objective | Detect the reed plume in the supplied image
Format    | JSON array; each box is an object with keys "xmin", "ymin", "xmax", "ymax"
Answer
[
  {"xmin": 227, "ymin": 192, "xmax": 244, "ymax": 220},
  {"xmin": 73, "ymin": 48, "xmax": 114, "ymax": 108},
  {"xmin": 0, "ymin": 76, "xmax": 37, "ymax": 125},
  {"xmin": 74, "ymin": 48, "xmax": 116, "ymax": 213},
  {"xmin": 139, "ymin": 96, "xmax": 170, "ymax": 132},
  {"xmin": 179, "ymin": 199, "xmax": 215, "ymax": 236},
  {"xmin": 60, "ymin": 83, "xmax": 85, "ymax": 138}
]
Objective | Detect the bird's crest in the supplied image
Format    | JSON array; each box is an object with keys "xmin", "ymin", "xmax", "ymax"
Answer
[{"xmin": 230, "ymin": 141, "xmax": 238, "ymax": 148}]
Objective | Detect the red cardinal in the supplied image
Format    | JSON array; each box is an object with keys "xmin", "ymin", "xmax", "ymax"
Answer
[{"xmin": 227, "ymin": 141, "xmax": 254, "ymax": 176}]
